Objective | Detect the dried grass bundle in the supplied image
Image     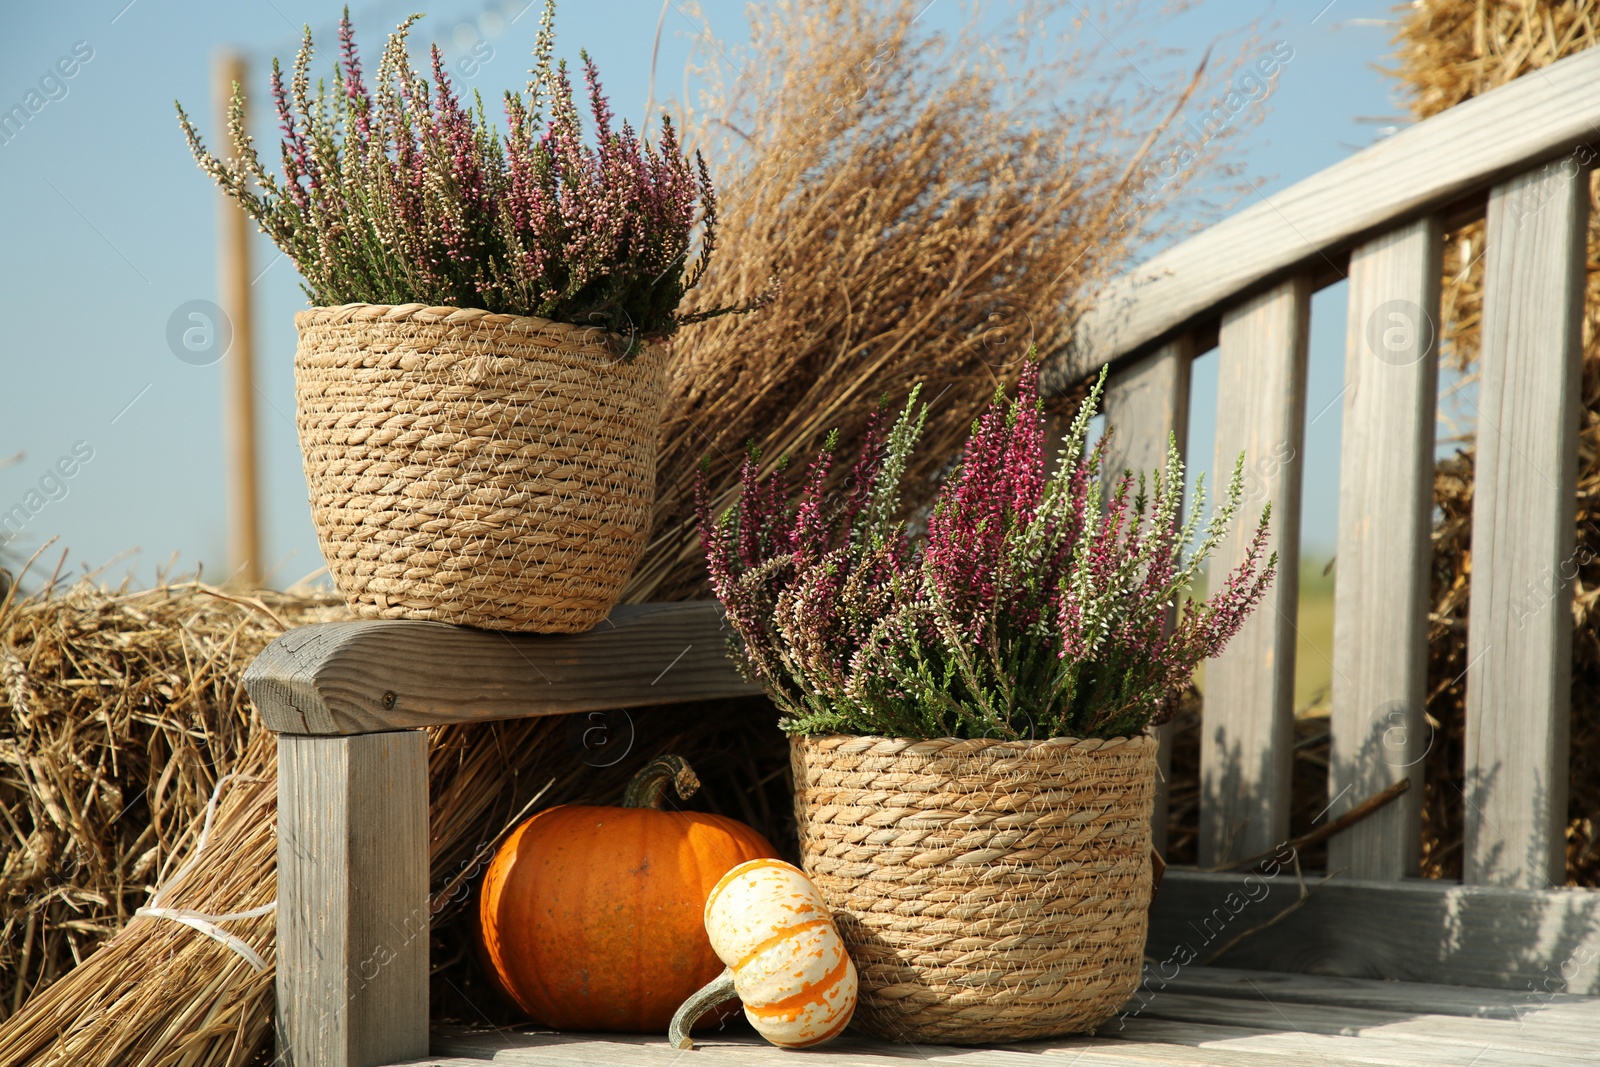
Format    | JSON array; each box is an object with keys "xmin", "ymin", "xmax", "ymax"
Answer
[
  {"xmin": 625, "ymin": 0, "xmax": 1247, "ymax": 600},
  {"xmin": 1392, "ymin": 0, "xmax": 1600, "ymax": 885},
  {"xmin": 0, "ymin": 750, "xmax": 279, "ymax": 1067}
]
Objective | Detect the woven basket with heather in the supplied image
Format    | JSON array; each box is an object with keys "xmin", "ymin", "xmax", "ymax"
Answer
[
  {"xmin": 294, "ymin": 304, "xmax": 664, "ymax": 629},
  {"xmin": 179, "ymin": 3, "xmax": 756, "ymax": 631},
  {"xmin": 701, "ymin": 365, "xmax": 1276, "ymax": 1042}
]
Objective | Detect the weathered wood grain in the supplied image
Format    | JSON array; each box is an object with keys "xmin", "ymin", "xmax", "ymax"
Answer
[
  {"xmin": 418, "ymin": 1029, "xmax": 1136, "ymax": 1066},
  {"xmin": 1111, "ymin": 1016, "xmax": 1589, "ymax": 1067},
  {"xmin": 393, "ymin": 1004, "xmax": 1600, "ymax": 1067},
  {"xmin": 1046, "ymin": 46, "xmax": 1600, "ymax": 385},
  {"xmin": 1103, "ymin": 337, "xmax": 1194, "ymax": 856},
  {"xmin": 1465, "ymin": 161, "xmax": 1590, "ymax": 888},
  {"xmin": 1126, "ymin": 991, "xmax": 1597, "ymax": 1057},
  {"xmin": 245, "ymin": 602, "xmax": 758, "ymax": 735},
  {"xmin": 1200, "ymin": 279, "xmax": 1309, "ymax": 867},
  {"xmin": 278, "ymin": 732, "xmax": 429, "ymax": 1067},
  {"xmin": 1160, "ymin": 965, "xmax": 1594, "ymax": 1020},
  {"xmin": 1146, "ymin": 869, "xmax": 1600, "ymax": 994},
  {"xmin": 1328, "ymin": 218, "xmax": 1442, "ymax": 880},
  {"xmin": 382, "ymin": 965, "xmax": 1600, "ymax": 1066}
]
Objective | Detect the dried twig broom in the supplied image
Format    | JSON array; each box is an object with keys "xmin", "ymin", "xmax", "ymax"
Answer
[{"xmin": 624, "ymin": 0, "xmax": 1254, "ymax": 600}]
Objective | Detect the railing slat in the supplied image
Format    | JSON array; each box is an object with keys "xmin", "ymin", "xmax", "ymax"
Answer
[
  {"xmin": 1465, "ymin": 163, "xmax": 1590, "ymax": 888},
  {"xmin": 1328, "ymin": 217, "xmax": 1442, "ymax": 879},
  {"xmin": 1103, "ymin": 337, "xmax": 1194, "ymax": 857},
  {"xmin": 1201, "ymin": 277, "xmax": 1310, "ymax": 867}
]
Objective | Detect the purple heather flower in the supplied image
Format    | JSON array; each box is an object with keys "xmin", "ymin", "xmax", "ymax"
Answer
[{"xmin": 698, "ymin": 363, "xmax": 1277, "ymax": 741}]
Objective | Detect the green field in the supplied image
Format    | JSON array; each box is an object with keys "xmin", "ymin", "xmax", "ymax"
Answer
[
  {"xmin": 1191, "ymin": 556, "xmax": 1336, "ymax": 715},
  {"xmin": 1294, "ymin": 558, "xmax": 1336, "ymax": 714}
]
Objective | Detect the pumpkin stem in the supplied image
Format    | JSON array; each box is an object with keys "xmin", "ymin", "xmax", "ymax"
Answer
[
  {"xmin": 622, "ymin": 754, "xmax": 700, "ymax": 809},
  {"xmin": 668, "ymin": 967, "xmax": 736, "ymax": 1050}
]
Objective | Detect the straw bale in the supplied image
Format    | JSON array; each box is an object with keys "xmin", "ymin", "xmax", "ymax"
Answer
[{"xmin": 0, "ymin": 570, "xmax": 343, "ymax": 1025}]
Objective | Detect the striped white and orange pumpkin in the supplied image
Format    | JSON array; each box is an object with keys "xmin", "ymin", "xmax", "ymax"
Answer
[{"xmin": 667, "ymin": 858, "xmax": 857, "ymax": 1050}]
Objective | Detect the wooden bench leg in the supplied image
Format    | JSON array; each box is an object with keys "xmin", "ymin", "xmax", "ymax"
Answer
[{"xmin": 277, "ymin": 731, "xmax": 429, "ymax": 1067}]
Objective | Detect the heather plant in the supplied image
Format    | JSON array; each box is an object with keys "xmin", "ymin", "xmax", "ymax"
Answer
[
  {"xmin": 176, "ymin": 2, "xmax": 742, "ymax": 342},
  {"xmin": 699, "ymin": 365, "xmax": 1277, "ymax": 741}
]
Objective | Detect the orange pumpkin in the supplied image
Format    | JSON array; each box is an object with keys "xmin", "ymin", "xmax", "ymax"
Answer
[{"xmin": 478, "ymin": 755, "xmax": 779, "ymax": 1032}]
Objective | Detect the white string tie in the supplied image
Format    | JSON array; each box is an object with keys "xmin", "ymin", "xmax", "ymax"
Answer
[{"xmin": 133, "ymin": 772, "xmax": 277, "ymax": 973}]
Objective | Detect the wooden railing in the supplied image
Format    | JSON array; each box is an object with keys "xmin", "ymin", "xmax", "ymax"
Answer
[{"xmin": 1046, "ymin": 45, "xmax": 1600, "ymax": 889}]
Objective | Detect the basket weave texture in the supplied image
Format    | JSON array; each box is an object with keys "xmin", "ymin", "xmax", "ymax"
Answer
[
  {"xmin": 294, "ymin": 303, "xmax": 665, "ymax": 633},
  {"xmin": 791, "ymin": 733, "xmax": 1156, "ymax": 1044}
]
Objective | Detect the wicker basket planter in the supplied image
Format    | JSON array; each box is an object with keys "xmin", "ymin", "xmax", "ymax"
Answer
[
  {"xmin": 790, "ymin": 733, "xmax": 1157, "ymax": 1044},
  {"xmin": 294, "ymin": 302, "xmax": 666, "ymax": 633}
]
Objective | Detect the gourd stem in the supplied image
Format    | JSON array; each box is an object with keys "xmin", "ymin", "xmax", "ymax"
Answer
[
  {"xmin": 622, "ymin": 754, "xmax": 700, "ymax": 809},
  {"xmin": 668, "ymin": 967, "xmax": 736, "ymax": 1050}
]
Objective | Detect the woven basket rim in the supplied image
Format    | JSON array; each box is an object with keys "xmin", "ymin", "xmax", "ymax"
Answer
[
  {"xmin": 792, "ymin": 732, "xmax": 1158, "ymax": 756},
  {"xmin": 294, "ymin": 301, "xmax": 643, "ymax": 350}
]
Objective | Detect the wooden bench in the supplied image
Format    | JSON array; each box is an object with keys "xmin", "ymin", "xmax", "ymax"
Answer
[{"xmin": 245, "ymin": 44, "xmax": 1600, "ymax": 1067}]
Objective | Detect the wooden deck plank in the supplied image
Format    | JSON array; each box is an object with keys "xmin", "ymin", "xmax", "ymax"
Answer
[
  {"xmin": 1029, "ymin": 1035, "xmax": 1365, "ymax": 1067},
  {"xmin": 1328, "ymin": 217, "xmax": 1441, "ymax": 880},
  {"xmin": 1159, "ymin": 965, "xmax": 1595, "ymax": 1020},
  {"xmin": 414, "ymin": 1028, "xmax": 1096, "ymax": 1065},
  {"xmin": 1109, "ymin": 1017, "xmax": 1587, "ymax": 1067},
  {"xmin": 1124, "ymin": 991, "xmax": 1598, "ymax": 1056},
  {"xmin": 244, "ymin": 602, "xmax": 757, "ymax": 735},
  {"xmin": 1200, "ymin": 277, "xmax": 1309, "ymax": 866},
  {"xmin": 402, "ymin": 1029, "xmax": 1338, "ymax": 1067},
  {"xmin": 387, "ymin": 968, "xmax": 1600, "ymax": 1067},
  {"xmin": 1145, "ymin": 870, "xmax": 1600, "ymax": 993},
  {"xmin": 399, "ymin": 1013, "xmax": 1597, "ymax": 1067},
  {"xmin": 1048, "ymin": 46, "xmax": 1600, "ymax": 382}
]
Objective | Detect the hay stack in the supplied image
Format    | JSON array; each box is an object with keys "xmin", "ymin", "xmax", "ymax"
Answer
[{"xmin": 0, "ymin": 569, "xmax": 343, "ymax": 1025}]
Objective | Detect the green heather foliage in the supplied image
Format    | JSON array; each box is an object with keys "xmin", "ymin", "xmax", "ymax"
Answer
[
  {"xmin": 177, "ymin": 2, "xmax": 742, "ymax": 341},
  {"xmin": 700, "ymin": 366, "xmax": 1277, "ymax": 741}
]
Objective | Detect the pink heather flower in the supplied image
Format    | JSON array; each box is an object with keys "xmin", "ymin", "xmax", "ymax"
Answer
[
  {"xmin": 175, "ymin": 0, "xmax": 731, "ymax": 339},
  {"xmin": 698, "ymin": 362, "xmax": 1277, "ymax": 741}
]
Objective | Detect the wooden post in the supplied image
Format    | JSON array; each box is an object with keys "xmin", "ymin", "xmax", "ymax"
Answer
[
  {"xmin": 215, "ymin": 51, "xmax": 262, "ymax": 589},
  {"xmin": 277, "ymin": 731, "xmax": 430, "ymax": 1067}
]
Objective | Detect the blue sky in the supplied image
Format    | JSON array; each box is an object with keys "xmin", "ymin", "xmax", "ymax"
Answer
[{"xmin": 0, "ymin": 0, "xmax": 1408, "ymax": 588}]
